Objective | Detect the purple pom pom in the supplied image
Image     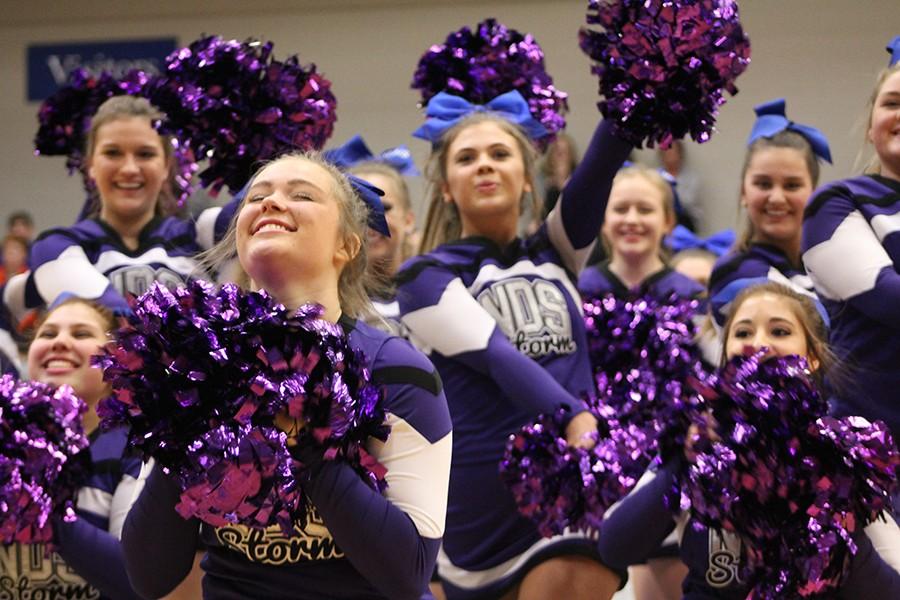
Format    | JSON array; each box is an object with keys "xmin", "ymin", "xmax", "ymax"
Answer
[
  {"xmin": 0, "ymin": 375, "xmax": 90, "ymax": 545},
  {"xmin": 501, "ymin": 294, "xmax": 705, "ymax": 536},
  {"xmin": 96, "ymin": 281, "xmax": 387, "ymax": 532},
  {"xmin": 676, "ymin": 352, "xmax": 899, "ymax": 598},
  {"xmin": 579, "ymin": 0, "xmax": 751, "ymax": 147},
  {"xmin": 150, "ymin": 35, "xmax": 337, "ymax": 195},
  {"xmin": 501, "ymin": 404, "xmax": 650, "ymax": 537},
  {"xmin": 411, "ymin": 19, "xmax": 568, "ymax": 145},
  {"xmin": 34, "ymin": 68, "xmax": 197, "ymax": 211},
  {"xmin": 584, "ymin": 293, "xmax": 706, "ymax": 457}
]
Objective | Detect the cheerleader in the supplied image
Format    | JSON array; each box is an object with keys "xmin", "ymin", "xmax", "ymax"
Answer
[
  {"xmin": 708, "ymin": 99, "xmax": 831, "ymax": 326},
  {"xmin": 578, "ymin": 165, "xmax": 704, "ymax": 302},
  {"xmin": 396, "ymin": 87, "xmax": 630, "ymax": 596},
  {"xmin": 597, "ymin": 281, "xmax": 900, "ymax": 598},
  {"xmin": 2, "ymin": 96, "xmax": 238, "ymax": 319},
  {"xmin": 2, "ymin": 297, "xmax": 142, "ymax": 599},
  {"xmin": 325, "ymin": 134, "xmax": 419, "ymax": 335},
  {"xmin": 802, "ymin": 56, "xmax": 900, "ymax": 439},
  {"xmin": 121, "ymin": 152, "xmax": 452, "ymax": 600}
]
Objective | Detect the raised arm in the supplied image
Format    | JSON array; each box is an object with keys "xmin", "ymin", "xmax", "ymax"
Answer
[
  {"xmin": 803, "ymin": 184, "xmax": 900, "ymax": 329},
  {"xmin": 546, "ymin": 120, "xmax": 632, "ymax": 274}
]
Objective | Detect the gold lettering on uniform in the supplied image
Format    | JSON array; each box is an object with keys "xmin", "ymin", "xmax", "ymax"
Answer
[
  {"xmin": 215, "ymin": 505, "xmax": 344, "ymax": 565},
  {"xmin": 0, "ymin": 544, "xmax": 99, "ymax": 599}
]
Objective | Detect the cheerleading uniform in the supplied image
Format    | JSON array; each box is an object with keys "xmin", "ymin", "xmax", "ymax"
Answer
[
  {"xmin": 396, "ymin": 120, "xmax": 631, "ymax": 598},
  {"xmin": 122, "ymin": 316, "xmax": 452, "ymax": 600},
  {"xmin": 802, "ymin": 175, "xmax": 900, "ymax": 437},
  {"xmin": 369, "ymin": 292, "xmax": 411, "ymax": 340},
  {"xmin": 2, "ymin": 200, "xmax": 237, "ymax": 319},
  {"xmin": 1, "ymin": 426, "xmax": 143, "ymax": 600},
  {"xmin": 598, "ymin": 462, "xmax": 900, "ymax": 599},
  {"xmin": 708, "ymin": 242, "xmax": 815, "ymax": 326},
  {"xmin": 578, "ymin": 260, "xmax": 705, "ymax": 301}
]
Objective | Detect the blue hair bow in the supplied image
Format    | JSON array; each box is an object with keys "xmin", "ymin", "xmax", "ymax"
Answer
[
  {"xmin": 747, "ymin": 99, "xmax": 832, "ymax": 163},
  {"xmin": 667, "ymin": 225, "xmax": 735, "ymax": 257},
  {"xmin": 412, "ymin": 90, "xmax": 548, "ymax": 143},
  {"xmin": 346, "ymin": 174, "xmax": 390, "ymax": 237},
  {"xmin": 888, "ymin": 35, "xmax": 900, "ymax": 67},
  {"xmin": 324, "ymin": 135, "xmax": 420, "ymax": 176}
]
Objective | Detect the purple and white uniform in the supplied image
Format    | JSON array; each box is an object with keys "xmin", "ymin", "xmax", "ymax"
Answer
[
  {"xmin": 578, "ymin": 260, "xmax": 705, "ymax": 302},
  {"xmin": 598, "ymin": 462, "xmax": 900, "ymax": 599},
  {"xmin": 802, "ymin": 175, "xmax": 900, "ymax": 437},
  {"xmin": 3, "ymin": 200, "xmax": 237, "ymax": 319},
  {"xmin": 397, "ymin": 121, "xmax": 631, "ymax": 598},
  {"xmin": 708, "ymin": 242, "xmax": 816, "ymax": 327},
  {"xmin": 122, "ymin": 316, "xmax": 452, "ymax": 600},
  {"xmin": 1, "ymin": 427, "xmax": 143, "ymax": 600}
]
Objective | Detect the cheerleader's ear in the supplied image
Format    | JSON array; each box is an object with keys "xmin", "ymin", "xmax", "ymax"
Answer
[{"xmin": 441, "ymin": 182, "xmax": 454, "ymax": 204}]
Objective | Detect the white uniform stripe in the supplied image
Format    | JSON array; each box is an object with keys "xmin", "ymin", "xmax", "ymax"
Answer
[
  {"xmin": 77, "ymin": 486, "xmax": 113, "ymax": 518},
  {"xmin": 546, "ymin": 203, "xmax": 594, "ymax": 275},
  {"xmin": 803, "ymin": 210, "xmax": 893, "ymax": 301},
  {"xmin": 437, "ymin": 528, "xmax": 597, "ymax": 589},
  {"xmin": 93, "ymin": 246, "xmax": 199, "ymax": 277},
  {"xmin": 402, "ymin": 279, "xmax": 497, "ymax": 356},
  {"xmin": 369, "ymin": 414, "xmax": 451, "ymax": 539},
  {"xmin": 34, "ymin": 246, "xmax": 110, "ymax": 303},
  {"xmin": 871, "ymin": 211, "xmax": 900, "ymax": 243},
  {"xmin": 195, "ymin": 206, "xmax": 223, "ymax": 251}
]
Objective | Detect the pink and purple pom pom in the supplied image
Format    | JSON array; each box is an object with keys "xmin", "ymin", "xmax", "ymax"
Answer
[
  {"xmin": 96, "ymin": 281, "xmax": 387, "ymax": 533},
  {"xmin": 579, "ymin": 0, "xmax": 751, "ymax": 147},
  {"xmin": 676, "ymin": 352, "xmax": 899, "ymax": 598},
  {"xmin": 150, "ymin": 35, "xmax": 337, "ymax": 195},
  {"xmin": 411, "ymin": 18, "xmax": 568, "ymax": 144},
  {"xmin": 0, "ymin": 375, "xmax": 89, "ymax": 545}
]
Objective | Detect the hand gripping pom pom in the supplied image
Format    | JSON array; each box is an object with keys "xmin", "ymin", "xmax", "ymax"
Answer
[
  {"xmin": 0, "ymin": 375, "xmax": 90, "ymax": 546},
  {"xmin": 501, "ymin": 294, "xmax": 707, "ymax": 537},
  {"xmin": 95, "ymin": 281, "xmax": 388, "ymax": 533},
  {"xmin": 411, "ymin": 18, "xmax": 568, "ymax": 146},
  {"xmin": 579, "ymin": 0, "xmax": 751, "ymax": 147},
  {"xmin": 675, "ymin": 353, "xmax": 899, "ymax": 598}
]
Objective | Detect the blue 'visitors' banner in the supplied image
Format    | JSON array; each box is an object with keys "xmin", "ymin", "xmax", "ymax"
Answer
[{"xmin": 27, "ymin": 38, "xmax": 177, "ymax": 101}]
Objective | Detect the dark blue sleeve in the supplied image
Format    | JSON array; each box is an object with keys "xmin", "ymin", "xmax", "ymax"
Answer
[
  {"xmin": 303, "ymin": 458, "xmax": 441, "ymax": 600},
  {"xmin": 838, "ymin": 529, "xmax": 900, "ymax": 597},
  {"xmin": 597, "ymin": 464, "xmax": 678, "ymax": 570},
  {"xmin": 559, "ymin": 120, "xmax": 632, "ymax": 249},
  {"xmin": 121, "ymin": 466, "xmax": 201, "ymax": 599},
  {"xmin": 54, "ymin": 516, "xmax": 142, "ymax": 600}
]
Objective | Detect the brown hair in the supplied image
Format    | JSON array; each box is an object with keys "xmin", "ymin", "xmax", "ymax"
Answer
[
  {"xmin": 84, "ymin": 95, "xmax": 177, "ymax": 218},
  {"xmin": 860, "ymin": 63, "xmax": 900, "ymax": 174},
  {"xmin": 540, "ymin": 133, "xmax": 578, "ymax": 182},
  {"xmin": 719, "ymin": 281, "xmax": 838, "ymax": 390},
  {"xmin": 33, "ymin": 297, "xmax": 117, "ymax": 341},
  {"xmin": 418, "ymin": 112, "xmax": 538, "ymax": 254},
  {"xmin": 198, "ymin": 152, "xmax": 375, "ymax": 319},
  {"xmin": 348, "ymin": 162, "xmax": 413, "ymax": 213},
  {"xmin": 734, "ymin": 131, "xmax": 819, "ymax": 255}
]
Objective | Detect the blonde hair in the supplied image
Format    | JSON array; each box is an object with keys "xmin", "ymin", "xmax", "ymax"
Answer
[
  {"xmin": 601, "ymin": 165, "xmax": 676, "ymax": 259},
  {"xmin": 860, "ymin": 63, "xmax": 900, "ymax": 175},
  {"xmin": 85, "ymin": 95, "xmax": 177, "ymax": 217},
  {"xmin": 734, "ymin": 131, "xmax": 819, "ymax": 255},
  {"xmin": 418, "ymin": 113, "xmax": 538, "ymax": 254},
  {"xmin": 720, "ymin": 282, "xmax": 837, "ymax": 391},
  {"xmin": 199, "ymin": 152, "xmax": 375, "ymax": 319}
]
